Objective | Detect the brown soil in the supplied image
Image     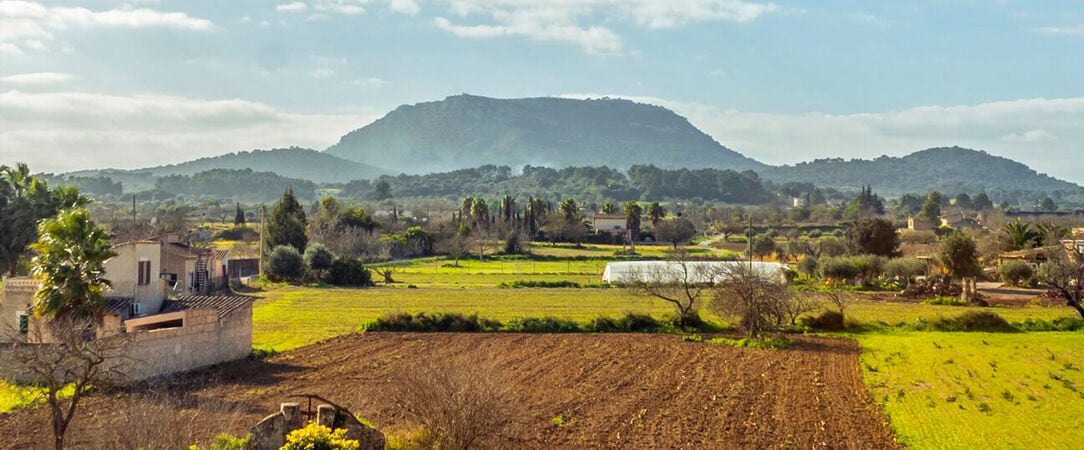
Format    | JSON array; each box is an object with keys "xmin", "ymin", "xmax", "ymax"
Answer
[{"xmin": 0, "ymin": 333, "xmax": 899, "ymax": 449}]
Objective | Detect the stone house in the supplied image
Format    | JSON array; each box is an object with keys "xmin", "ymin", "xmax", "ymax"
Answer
[
  {"xmin": 592, "ymin": 214, "xmax": 627, "ymax": 235},
  {"xmin": 907, "ymin": 216, "xmax": 935, "ymax": 232}
]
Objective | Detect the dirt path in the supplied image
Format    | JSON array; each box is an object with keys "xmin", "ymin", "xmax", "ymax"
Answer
[{"xmin": 0, "ymin": 333, "xmax": 899, "ymax": 449}]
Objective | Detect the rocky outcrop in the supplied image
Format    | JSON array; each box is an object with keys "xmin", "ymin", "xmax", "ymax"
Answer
[{"xmin": 248, "ymin": 399, "xmax": 385, "ymax": 450}]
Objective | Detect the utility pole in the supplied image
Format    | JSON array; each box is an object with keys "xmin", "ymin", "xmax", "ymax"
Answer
[
  {"xmin": 131, "ymin": 194, "xmax": 136, "ymax": 223},
  {"xmin": 258, "ymin": 204, "xmax": 265, "ymax": 277},
  {"xmin": 747, "ymin": 215, "xmax": 754, "ymax": 270}
]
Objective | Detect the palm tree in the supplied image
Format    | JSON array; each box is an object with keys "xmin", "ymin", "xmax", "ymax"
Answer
[
  {"xmin": 622, "ymin": 202, "xmax": 643, "ymax": 240},
  {"xmin": 30, "ymin": 208, "xmax": 116, "ymax": 322},
  {"xmin": 999, "ymin": 220, "xmax": 1040, "ymax": 251},
  {"xmin": 646, "ymin": 201, "xmax": 666, "ymax": 226},
  {"xmin": 559, "ymin": 198, "xmax": 579, "ymax": 223}
]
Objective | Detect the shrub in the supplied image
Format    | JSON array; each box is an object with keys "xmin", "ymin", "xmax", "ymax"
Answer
[
  {"xmin": 304, "ymin": 243, "xmax": 335, "ymax": 281},
  {"xmin": 268, "ymin": 245, "xmax": 304, "ymax": 281},
  {"xmin": 498, "ymin": 280, "xmax": 581, "ymax": 288},
  {"xmin": 800, "ymin": 310, "xmax": 845, "ymax": 331},
  {"xmin": 931, "ymin": 311, "xmax": 1016, "ymax": 332},
  {"xmin": 899, "ymin": 230, "xmax": 937, "ymax": 244},
  {"xmin": 394, "ymin": 357, "xmax": 512, "ymax": 450},
  {"xmin": 327, "ymin": 258, "xmax": 373, "ymax": 287},
  {"xmin": 850, "ymin": 254, "xmax": 886, "ymax": 284},
  {"xmin": 362, "ymin": 312, "xmax": 500, "ymax": 332},
  {"xmin": 797, "ymin": 256, "xmax": 818, "ymax": 278},
  {"xmin": 999, "ymin": 261, "xmax": 1034, "ymax": 287},
  {"xmin": 884, "ymin": 258, "xmax": 927, "ymax": 282},
  {"xmin": 504, "ymin": 317, "xmax": 582, "ymax": 333},
  {"xmin": 708, "ymin": 335, "xmax": 791, "ymax": 349},
  {"xmin": 282, "ymin": 422, "xmax": 359, "ymax": 450},
  {"xmin": 210, "ymin": 434, "xmax": 249, "ymax": 450},
  {"xmin": 819, "ymin": 256, "xmax": 859, "ymax": 282},
  {"xmin": 1015, "ymin": 317, "xmax": 1084, "ymax": 332},
  {"xmin": 921, "ymin": 296, "xmax": 968, "ymax": 306},
  {"xmin": 213, "ymin": 226, "xmax": 257, "ymax": 242}
]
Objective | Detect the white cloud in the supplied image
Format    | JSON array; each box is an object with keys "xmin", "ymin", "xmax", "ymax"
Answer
[
  {"xmin": 1032, "ymin": 25, "xmax": 1084, "ymax": 36},
  {"xmin": 561, "ymin": 93, "xmax": 1084, "ymax": 184},
  {"xmin": 308, "ymin": 67, "xmax": 337, "ymax": 79},
  {"xmin": 0, "ymin": 1, "xmax": 213, "ymax": 54},
  {"xmin": 346, "ymin": 77, "xmax": 385, "ymax": 88},
  {"xmin": 431, "ymin": 0, "xmax": 777, "ymax": 54},
  {"xmin": 0, "ymin": 90, "xmax": 376, "ymax": 173},
  {"xmin": 0, "ymin": 72, "xmax": 76, "ymax": 84},
  {"xmin": 0, "ymin": 42, "xmax": 21, "ymax": 54},
  {"xmin": 389, "ymin": 0, "xmax": 420, "ymax": 15},
  {"xmin": 312, "ymin": 0, "xmax": 367, "ymax": 15},
  {"xmin": 276, "ymin": 2, "xmax": 309, "ymax": 13}
]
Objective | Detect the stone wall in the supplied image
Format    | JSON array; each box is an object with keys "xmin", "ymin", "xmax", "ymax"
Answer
[
  {"xmin": 1, "ymin": 303, "xmax": 253, "ymax": 382},
  {"xmin": 122, "ymin": 303, "xmax": 253, "ymax": 380},
  {"xmin": 0, "ymin": 277, "xmax": 35, "ymax": 343}
]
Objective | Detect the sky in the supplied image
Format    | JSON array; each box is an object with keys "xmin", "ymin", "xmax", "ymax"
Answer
[{"xmin": 1, "ymin": 0, "xmax": 1083, "ymax": 184}]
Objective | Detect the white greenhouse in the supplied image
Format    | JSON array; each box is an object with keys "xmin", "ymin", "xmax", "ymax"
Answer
[{"xmin": 601, "ymin": 260, "xmax": 788, "ymax": 284}]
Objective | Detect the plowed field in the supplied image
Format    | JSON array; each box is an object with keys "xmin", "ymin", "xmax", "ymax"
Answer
[{"xmin": 0, "ymin": 333, "xmax": 899, "ymax": 449}]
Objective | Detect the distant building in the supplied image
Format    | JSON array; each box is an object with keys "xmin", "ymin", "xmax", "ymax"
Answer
[
  {"xmin": 907, "ymin": 216, "xmax": 934, "ymax": 232},
  {"xmin": 592, "ymin": 214, "xmax": 627, "ymax": 235}
]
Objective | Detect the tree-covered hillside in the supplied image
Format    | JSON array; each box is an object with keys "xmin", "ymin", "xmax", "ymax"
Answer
[
  {"xmin": 761, "ymin": 147, "xmax": 1082, "ymax": 195},
  {"xmin": 326, "ymin": 94, "xmax": 763, "ymax": 174}
]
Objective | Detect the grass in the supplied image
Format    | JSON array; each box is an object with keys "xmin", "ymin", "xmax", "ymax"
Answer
[
  {"xmin": 857, "ymin": 332, "xmax": 1084, "ymax": 448},
  {"xmin": 251, "ymin": 286, "xmax": 677, "ymax": 351},
  {"xmin": 0, "ymin": 381, "xmax": 74, "ymax": 414},
  {"xmin": 845, "ymin": 300, "xmax": 1078, "ymax": 326}
]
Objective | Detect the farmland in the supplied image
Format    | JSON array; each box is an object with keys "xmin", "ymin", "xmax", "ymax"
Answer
[{"xmin": 859, "ymin": 332, "xmax": 1084, "ymax": 448}]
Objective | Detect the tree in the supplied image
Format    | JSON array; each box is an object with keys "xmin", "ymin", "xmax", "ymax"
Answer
[
  {"xmin": 938, "ymin": 231, "xmax": 982, "ymax": 302},
  {"xmin": 920, "ymin": 191, "xmax": 943, "ymax": 225},
  {"xmin": 999, "ymin": 220, "xmax": 1040, "ymax": 251},
  {"xmin": 233, "ymin": 202, "xmax": 246, "ymax": 225},
  {"xmin": 709, "ymin": 263, "xmax": 794, "ymax": 338},
  {"xmin": 622, "ymin": 201, "xmax": 643, "ymax": 240},
  {"xmin": 437, "ymin": 233, "xmax": 471, "ymax": 267},
  {"xmin": 2, "ymin": 163, "xmax": 87, "ymax": 276},
  {"xmin": 972, "ymin": 192, "xmax": 994, "ymax": 211},
  {"xmin": 654, "ymin": 217, "xmax": 696, "ymax": 248},
  {"xmin": 645, "ymin": 201, "xmax": 666, "ymax": 226},
  {"xmin": 373, "ymin": 179, "xmax": 392, "ymax": 201},
  {"xmin": 600, "ymin": 202, "xmax": 617, "ymax": 214},
  {"xmin": 846, "ymin": 217, "xmax": 900, "ymax": 257},
  {"xmin": 268, "ymin": 245, "xmax": 304, "ymax": 281},
  {"xmin": 751, "ymin": 234, "xmax": 777, "ymax": 261},
  {"xmin": 30, "ymin": 208, "xmax": 117, "ymax": 321},
  {"xmin": 1039, "ymin": 197, "xmax": 1057, "ymax": 212},
  {"xmin": 265, "ymin": 186, "xmax": 308, "ymax": 252},
  {"xmin": 5, "ymin": 317, "xmax": 130, "ymax": 450},
  {"xmin": 845, "ymin": 185, "xmax": 885, "ymax": 218},
  {"xmin": 626, "ymin": 249, "xmax": 708, "ymax": 329},
  {"xmin": 19, "ymin": 207, "xmax": 125, "ymax": 450},
  {"xmin": 1040, "ymin": 245, "xmax": 1084, "ymax": 318},
  {"xmin": 303, "ymin": 242, "xmax": 335, "ymax": 282}
]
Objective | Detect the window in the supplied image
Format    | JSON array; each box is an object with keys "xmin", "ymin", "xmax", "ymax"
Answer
[
  {"xmin": 137, "ymin": 260, "xmax": 151, "ymax": 285},
  {"xmin": 129, "ymin": 302, "xmax": 142, "ymax": 316},
  {"xmin": 17, "ymin": 312, "xmax": 28, "ymax": 336}
]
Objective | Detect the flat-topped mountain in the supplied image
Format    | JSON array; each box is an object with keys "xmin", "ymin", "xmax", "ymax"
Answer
[{"xmin": 325, "ymin": 94, "xmax": 765, "ymax": 174}]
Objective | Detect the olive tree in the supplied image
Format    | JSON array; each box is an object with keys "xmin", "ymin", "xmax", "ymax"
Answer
[{"xmin": 709, "ymin": 264, "xmax": 794, "ymax": 338}]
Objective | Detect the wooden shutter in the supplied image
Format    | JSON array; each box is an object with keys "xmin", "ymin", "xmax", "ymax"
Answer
[{"xmin": 137, "ymin": 261, "xmax": 145, "ymax": 285}]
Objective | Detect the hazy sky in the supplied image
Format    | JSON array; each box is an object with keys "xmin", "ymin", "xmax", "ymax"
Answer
[{"xmin": 1, "ymin": 0, "xmax": 1082, "ymax": 184}]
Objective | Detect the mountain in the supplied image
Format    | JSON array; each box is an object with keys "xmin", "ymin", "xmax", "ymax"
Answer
[
  {"xmin": 760, "ymin": 147, "xmax": 1082, "ymax": 194},
  {"xmin": 326, "ymin": 94, "xmax": 764, "ymax": 174},
  {"xmin": 67, "ymin": 147, "xmax": 388, "ymax": 187}
]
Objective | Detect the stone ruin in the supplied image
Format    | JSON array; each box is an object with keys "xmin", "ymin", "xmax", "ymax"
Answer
[{"xmin": 248, "ymin": 396, "xmax": 385, "ymax": 450}]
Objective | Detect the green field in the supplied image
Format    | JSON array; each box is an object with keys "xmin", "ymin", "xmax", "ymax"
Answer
[
  {"xmin": 858, "ymin": 332, "xmax": 1084, "ymax": 448},
  {"xmin": 251, "ymin": 286, "xmax": 676, "ymax": 351},
  {"xmin": 846, "ymin": 301, "xmax": 1078, "ymax": 325}
]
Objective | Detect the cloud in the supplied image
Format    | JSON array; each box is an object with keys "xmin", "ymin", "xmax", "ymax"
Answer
[
  {"xmin": 0, "ymin": 72, "xmax": 76, "ymax": 84},
  {"xmin": 0, "ymin": 90, "xmax": 376, "ymax": 173},
  {"xmin": 561, "ymin": 93, "xmax": 1084, "ymax": 184},
  {"xmin": 276, "ymin": 2, "xmax": 308, "ymax": 13},
  {"xmin": 432, "ymin": 0, "xmax": 777, "ymax": 54},
  {"xmin": 346, "ymin": 77, "xmax": 385, "ymax": 88},
  {"xmin": 308, "ymin": 67, "xmax": 337, "ymax": 79},
  {"xmin": 0, "ymin": 1, "xmax": 213, "ymax": 54},
  {"xmin": 1032, "ymin": 25, "xmax": 1084, "ymax": 36},
  {"xmin": 388, "ymin": 0, "xmax": 420, "ymax": 15}
]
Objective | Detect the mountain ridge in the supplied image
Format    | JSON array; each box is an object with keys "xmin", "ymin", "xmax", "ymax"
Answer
[{"xmin": 325, "ymin": 94, "xmax": 765, "ymax": 174}]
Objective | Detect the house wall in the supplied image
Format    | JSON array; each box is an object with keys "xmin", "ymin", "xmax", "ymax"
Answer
[
  {"xmin": 105, "ymin": 242, "xmax": 167, "ymax": 314},
  {"xmin": 121, "ymin": 304, "xmax": 253, "ymax": 380},
  {"xmin": 2, "ymin": 304, "xmax": 254, "ymax": 383},
  {"xmin": 593, "ymin": 217, "xmax": 627, "ymax": 233},
  {"xmin": 161, "ymin": 246, "xmax": 195, "ymax": 292},
  {"xmin": 0, "ymin": 277, "xmax": 36, "ymax": 343}
]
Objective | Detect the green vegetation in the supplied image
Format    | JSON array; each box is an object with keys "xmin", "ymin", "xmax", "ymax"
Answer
[
  {"xmin": 0, "ymin": 381, "xmax": 74, "ymax": 414},
  {"xmin": 858, "ymin": 332, "xmax": 1084, "ymax": 448}
]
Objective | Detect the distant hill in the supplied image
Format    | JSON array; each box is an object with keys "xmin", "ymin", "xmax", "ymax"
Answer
[
  {"xmin": 760, "ymin": 147, "xmax": 1083, "ymax": 194},
  {"xmin": 67, "ymin": 147, "xmax": 387, "ymax": 188},
  {"xmin": 326, "ymin": 94, "xmax": 764, "ymax": 174}
]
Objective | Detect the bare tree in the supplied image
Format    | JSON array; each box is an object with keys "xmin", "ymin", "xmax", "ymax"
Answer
[
  {"xmin": 626, "ymin": 249, "xmax": 711, "ymax": 329},
  {"xmin": 374, "ymin": 265, "xmax": 397, "ymax": 284},
  {"xmin": 709, "ymin": 264, "xmax": 793, "ymax": 338},
  {"xmin": 436, "ymin": 233, "xmax": 471, "ymax": 267},
  {"xmin": 1041, "ymin": 244, "xmax": 1084, "ymax": 319},
  {"xmin": 821, "ymin": 283, "xmax": 854, "ymax": 318},
  {"xmin": 3, "ymin": 318, "xmax": 130, "ymax": 450},
  {"xmin": 395, "ymin": 355, "xmax": 514, "ymax": 450}
]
